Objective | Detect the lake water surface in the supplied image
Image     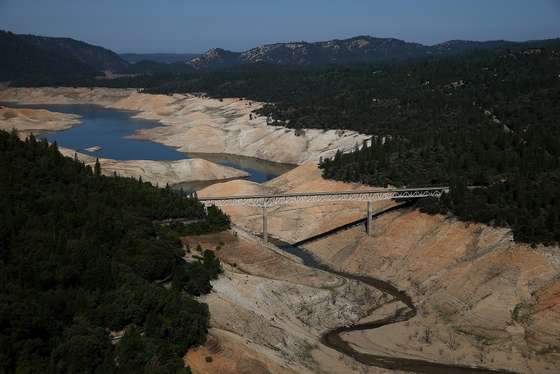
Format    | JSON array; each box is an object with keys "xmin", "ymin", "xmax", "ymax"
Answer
[{"xmin": 1, "ymin": 103, "xmax": 294, "ymax": 186}]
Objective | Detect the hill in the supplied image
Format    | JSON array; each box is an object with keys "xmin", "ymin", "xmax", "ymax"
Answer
[
  {"xmin": 19, "ymin": 34, "xmax": 129, "ymax": 72},
  {"xmin": 187, "ymin": 35, "xmax": 522, "ymax": 69},
  {"xmin": 0, "ymin": 31, "xmax": 96, "ymax": 81},
  {"xmin": 0, "ymin": 31, "xmax": 129, "ymax": 81}
]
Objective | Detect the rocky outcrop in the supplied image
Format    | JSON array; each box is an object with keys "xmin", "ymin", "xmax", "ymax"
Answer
[
  {"xmin": 188, "ymin": 48, "xmax": 242, "ymax": 70},
  {"xmin": 0, "ymin": 31, "xmax": 129, "ymax": 81}
]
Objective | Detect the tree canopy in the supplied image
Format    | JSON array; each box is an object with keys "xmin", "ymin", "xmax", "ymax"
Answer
[{"xmin": 0, "ymin": 130, "xmax": 227, "ymax": 373}]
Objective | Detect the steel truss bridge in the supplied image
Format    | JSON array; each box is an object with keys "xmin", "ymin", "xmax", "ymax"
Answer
[{"xmin": 200, "ymin": 187, "xmax": 449, "ymax": 242}]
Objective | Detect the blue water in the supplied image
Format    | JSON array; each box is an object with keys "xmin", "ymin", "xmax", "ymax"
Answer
[
  {"xmin": 4, "ymin": 103, "xmax": 186, "ymax": 160},
  {"xmin": 1, "ymin": 102, "xmax": 294, "ymax": 184}
]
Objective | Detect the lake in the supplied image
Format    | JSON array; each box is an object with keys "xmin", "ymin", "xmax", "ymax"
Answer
[{"xmin": 1, "ymin": 103, "xmax": 295, "ymax": 186}]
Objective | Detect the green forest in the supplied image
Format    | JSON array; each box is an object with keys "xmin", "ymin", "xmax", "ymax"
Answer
[
  {"xmin": 0, "ymin": 130, "xmax": 228, "ymax": 373},
  {"xmin": 9, "ymin": 40, "xmax": 560, "ymax": 245},
  {"xmin": 315, "ymin": 46, "xmax": 560, "ymax": 245},
  {"xmin": 0, "ymin": 31, "xmax": 98, "ymax": 82}
]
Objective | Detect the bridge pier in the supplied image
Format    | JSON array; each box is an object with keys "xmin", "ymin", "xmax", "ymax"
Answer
[
  {"xmin": 262, "ymin": 206, "xmax": 268, "ymax": 243},
  {"xmin": 367, "ymin": 201, "xmax": 372, "ymax": 235}
]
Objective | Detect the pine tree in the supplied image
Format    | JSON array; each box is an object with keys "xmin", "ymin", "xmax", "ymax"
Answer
[{"xmin": 94, "ymin": 158, "xmax": 101, "ymax": 177}]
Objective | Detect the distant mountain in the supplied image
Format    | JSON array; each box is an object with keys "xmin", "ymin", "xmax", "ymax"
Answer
[
  {"xmin": 3, "ymin": 31, "xmax": 556, "ymax": 80},
  {"xmin": 120, "ymin": 53, "xmax": 200, "ymax": 64},
  {"xmin": 0, "ymin": 31, "xmax": 93, "ymax": 81},
  {"xmin": 187, "ymin": 36, "xmax": 523, "ymax": 69},
  {"xmin": 0, "ymin": 30, "xmax": 129, "ymax": 81},
  {"xmin": 188, "ymin": 48, "xmax": 244, "ymax": 70},
  {"xmin": 18, "ymin": 34, "xmax": 129, "ymax": 72}
]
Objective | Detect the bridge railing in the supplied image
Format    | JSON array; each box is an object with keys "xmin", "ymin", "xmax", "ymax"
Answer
[{"xmin": 199, "ymin": 187, "xmax": 449, "ymax": 208}]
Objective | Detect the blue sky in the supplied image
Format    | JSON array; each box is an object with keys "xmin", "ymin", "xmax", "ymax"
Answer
[{"xmin": 0, "ymin": 0, "xmax": 559, "ymax": 53}]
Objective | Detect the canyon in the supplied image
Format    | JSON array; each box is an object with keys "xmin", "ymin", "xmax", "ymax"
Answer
[{"xmin": 191, "ymin": 162, "xmax": 560, "ymax": 373}]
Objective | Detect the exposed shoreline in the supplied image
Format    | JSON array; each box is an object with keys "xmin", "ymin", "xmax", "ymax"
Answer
[
  {"xmin": 58, "ymin": 147, "xmax": 249, "ymax": 187},
  {"xmin": 0, "ymin": 105, "xmax": 250, "ymax": 186},
  {"xmin": 0, "ymin": 87, "xmax": 371, "ymax": 165},
  {"xmin": 0, "ymin": 105, "xmax": 81, "ymax": 137}
]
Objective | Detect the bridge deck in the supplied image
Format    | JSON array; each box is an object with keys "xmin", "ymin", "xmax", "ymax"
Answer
[{"xmin": 199, "ymin": 187, "xmax": 449, "ymax": 208}]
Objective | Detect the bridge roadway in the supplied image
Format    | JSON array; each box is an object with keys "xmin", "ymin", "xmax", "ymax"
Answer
[{"xmin": 199, "ymin": 186, "xmax": 449, "ymax": 242}]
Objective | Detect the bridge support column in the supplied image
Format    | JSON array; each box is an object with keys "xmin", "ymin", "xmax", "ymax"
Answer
[
  {"xmin": 262, "ymin": 206, "xmax": 268, "ymax": 243},
  {"xmin": 367, "ymin": 201, "xmax": 373, "ymax": 236}
]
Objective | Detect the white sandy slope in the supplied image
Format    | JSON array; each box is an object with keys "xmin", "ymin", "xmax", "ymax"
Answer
[
  {"xmin": 58, "ymin": 148, "xmax": 248, "ymax": 186},
  {"xmin": 0, "ymin": 106, "xmax": 80, "ymax": 135}
]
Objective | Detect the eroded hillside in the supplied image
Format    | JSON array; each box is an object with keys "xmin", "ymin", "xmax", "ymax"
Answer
[
  {"xmin": 197, "ymin": 162, "xmax": 560, "ymax": 373},
  {"xmin": 182, "ymin": 232, "xmax": 393, "ymax": 373}
]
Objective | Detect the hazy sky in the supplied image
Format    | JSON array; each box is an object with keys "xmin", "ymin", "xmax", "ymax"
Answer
[{"xmin": 1, "ymin": 0, "xmax": 559, "ymax": 53}]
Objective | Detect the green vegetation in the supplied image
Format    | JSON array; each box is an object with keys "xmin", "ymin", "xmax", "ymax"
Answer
[
  {"xmin": 0, "ymin": 30, "xmax": 131, "ymax": 81},
  {"xmin": 0, "ymin": 130, "xmax": 228, "ymax": 373},
  {"xmin": 317, "ymin": 45, "xmax": 560, "ymax": 245},
  {"xmin": 0, "ymin": 30, "xmax": 97, "ymax": 81}
]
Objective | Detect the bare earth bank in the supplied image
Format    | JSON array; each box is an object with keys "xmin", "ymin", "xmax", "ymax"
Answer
[
  {"xmin": 196, "ymin": 163, "xmax": 560, "ymax": 373},
  {"xmin": 58, "ymin": 147, "xmax": 248, "ymax": 187},
  {"xmin": 0, "ymin": 105, "xmax": 80, "ymax": 137}
]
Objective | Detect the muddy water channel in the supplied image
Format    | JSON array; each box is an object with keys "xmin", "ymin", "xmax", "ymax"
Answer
[{"xmin": 273, "ymin": 239, "xmax": 515, "ymax": 374}]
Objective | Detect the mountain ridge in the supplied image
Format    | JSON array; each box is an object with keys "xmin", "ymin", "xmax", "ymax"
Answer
[
  {"xmin": 0, "ymin": 30, "xmax": 129, "ymax": 81},
  {"xmin": 187, "ymin": 35, "xmax": 552, "ymax": 69},
  {"xmin": 3, "ymin": 30, "xmax": 558, "ymax": 79},
  {"xmin": 18, "ymin": 33, "xmax": 129, "ymax": 72}
]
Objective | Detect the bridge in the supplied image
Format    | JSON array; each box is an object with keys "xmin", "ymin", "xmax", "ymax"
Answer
[{"xmin": 200, "ymin": 187, "xmax": 449, "ymax": 243}]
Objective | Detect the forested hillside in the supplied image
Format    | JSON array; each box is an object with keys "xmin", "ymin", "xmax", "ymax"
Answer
[
  {"xmin": 0, "ymin": 30, "xmax": 129, "ymax": 81},
  {"xmin": 315, "ymin": 44, "xmax": 560, "ymax": 245},
  {"xmin": 0, "ymin": 130, "xmax": 228, "ymax": 373},
  {"xmin": 0, "ymin": 31, "xmax": 97, "ymax": 81}
]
